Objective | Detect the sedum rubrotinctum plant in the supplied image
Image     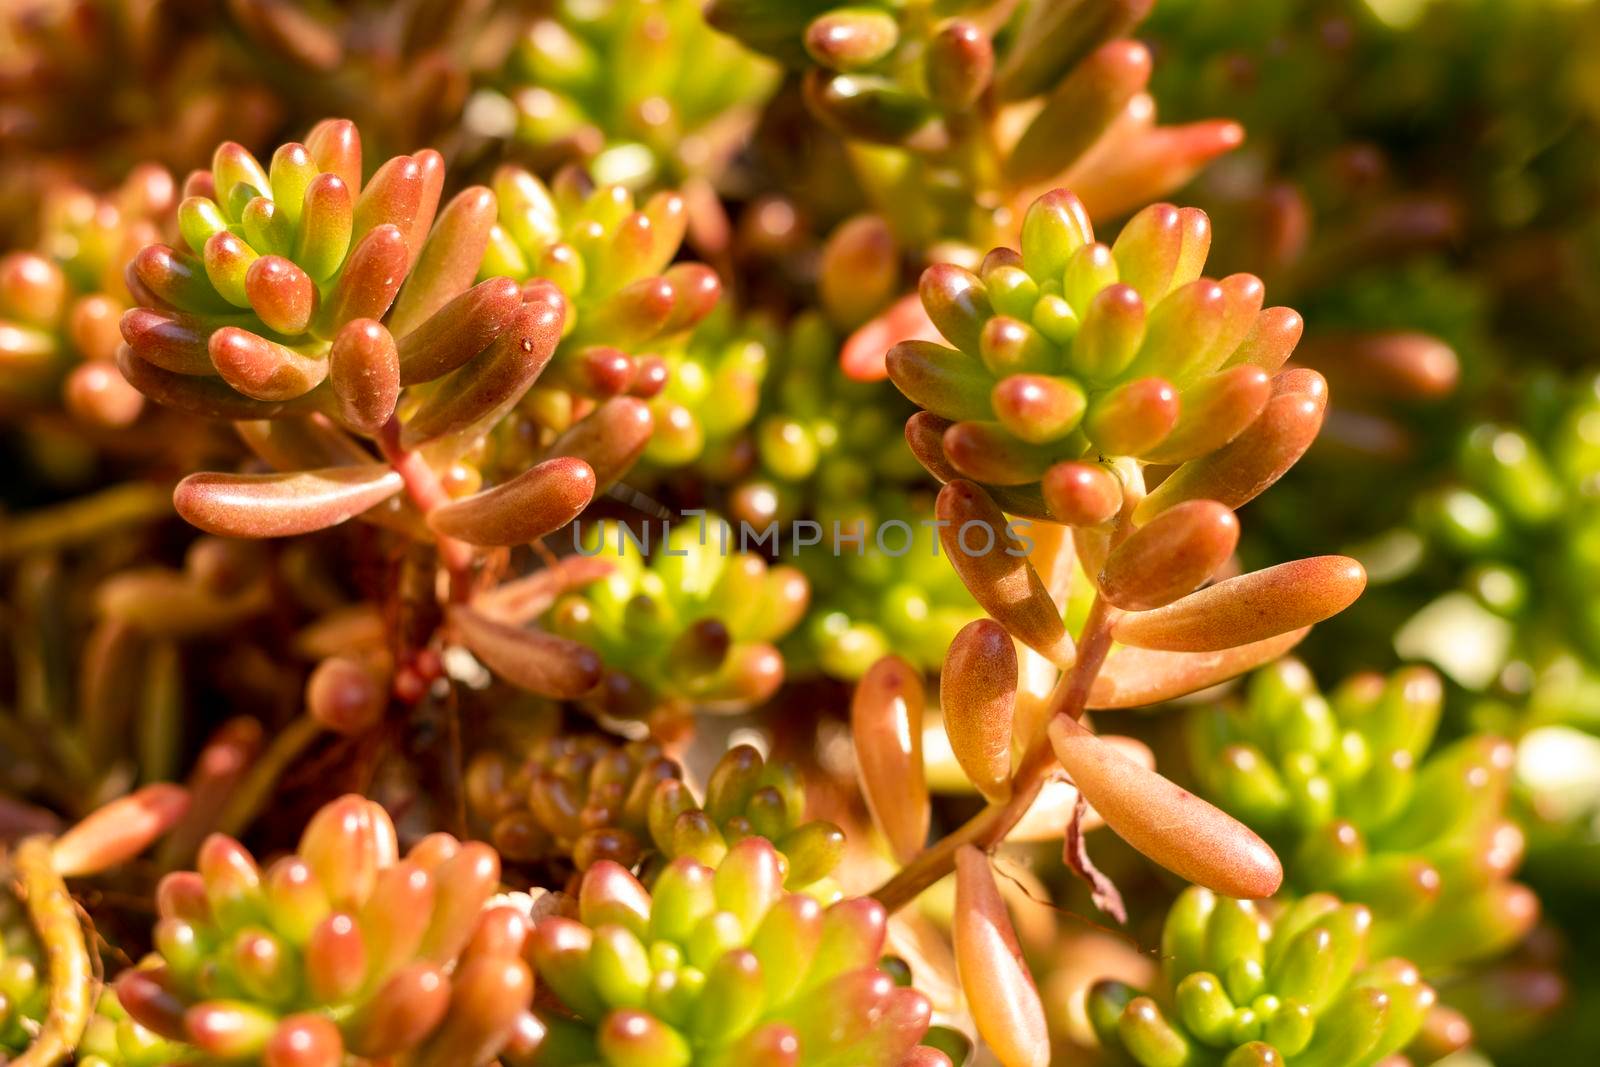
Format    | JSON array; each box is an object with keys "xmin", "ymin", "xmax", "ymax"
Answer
[
  {"xmin": 113, "ymin": 120, "xmax": 672, "ymax": 712},
  {"xmin": 830, "ymin": 183, "xmax": 1373, "ymax": 1067},
  {"xmin": 466, "ymin": 737, "xmax": 846, "ymax": 896},
  {"xmin": 1088, "ymin": 887, "xmax": 1445, "ymax": 1067},
  {"xmin": 0, "ymin": 166, "xmax": 174, "ymax": 427},
  {"xmin": 2, "ymin": 1, "xmax": 1565, "ymax": 1059},
  {"xmin": 708, "ymin": 0, "xmax": 1243, "ymax": 247},
  {"xmin": 487, "ymin": 0, "xmax": 780, "ymax": 187},
  {"xmin": 524, "ymin": 839, "xmax": 940, "ymax": 1066},
  {"xmin": 115, "ymin": 794, "xmax": 536, "ymax": 1066},
  {"xmin": 1189, "ymin": 660, "xmax": 1538, "ymax": 971}
]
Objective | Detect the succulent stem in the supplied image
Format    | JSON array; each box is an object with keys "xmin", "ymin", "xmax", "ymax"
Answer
[
  {"xmin": 11, "ymin": 837, "xmax": 93, "ymax": 1067},
  {"xmin": 376, "ymin": 414, "xmax": 474, "ymax": 597},
  {"xmin": 872, "ymin": 586, "xmax": 1119, "ymax": 913}
]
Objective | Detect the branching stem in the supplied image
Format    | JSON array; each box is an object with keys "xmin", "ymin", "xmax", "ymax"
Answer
[
  {"xmin": 873, "ymin": 509, "xmax": 1133, "ymax": 913},
  {"xmin": 376, "ymin": 417, "xmax": 474, "ymax": 600},
  {"xmin": 871, "ymin": 589, "xmax": 1118, "ymax": 912}
]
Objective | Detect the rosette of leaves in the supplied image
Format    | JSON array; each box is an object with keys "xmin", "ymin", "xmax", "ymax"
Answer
[
  {"xmin": 794, "ymin": 495, "xmax": 982, "ymax": 680},
  {"xmin": 492, "ymin": 0, "xmax": 779, "ymax": 187},
  {"xmin": 467, "ymin": 735, "xmax": 683, "ymax": 877},
  {"xmin": 1189, "ymin": 660, "xmax": 1538, "ymax": 969},
  {"xmin": 545, "ymin": 517, "xmax": 809, "ymax": 727},
  {"xmin": 1402, "ymin": 381, "xmax": 1600, "ymax": 691},
  {"xmin": 641, "ymin": 304, "xmax": 771, "ymax": 470},
  {"xmin": 479, "ymin": 165, "xmax": 721, "ymax": 425},
  {"xmin": 115, "ymin": 794, "xmax": 535, "ymax": 1066},
  {"xmin": 467, "ymin": 739, "xmax": 846, "ymax": 894},
  {"xmin": 879, "ymin": 189, "xmax": 1366, "ymax": 709},
  {"xmin": 1088, "ymin": 887, "xmax": 1444, "ymax": 1067},
  {"xmin": 888, "ymin": 188, "xmax": 1323, "ymax": 525},
  {"xmin": 113, "ymin": 121, "xmax": 664, "ymax": 708},
  {"xmin": 0, "ymin": 165, "xmax": 174, "ymax": 426},
  {"xmin": 520, "ymin": 839, "xmax": 938, "ymax": 1066},
  {"xmin": 707, "ymin": 0, "xmax": 1242, "ymax": 244}
]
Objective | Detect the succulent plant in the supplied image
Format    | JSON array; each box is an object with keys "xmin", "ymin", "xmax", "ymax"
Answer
[
  {"xmin": 794, "ymin": 496, "xmax": 982, "ymax": 681},
  {"xmin": 487, "ymin": 0, "xmax": 780, "ymax": 187},
  {"xmin": 467, "ymin": 739, "xmax": 846, "ymax": 897},
  {"xmin": 115, "ymin": 794, "xmax": 534, "ymax": 1066},
  {"xmin": 3, "ymin": 6, "xmax": 1591, "ymax": 1067},
  {"xmin": 0, "ymin": 166, "xmax": 174, "ymax": 425},
  {"xmin": 1400, "ymin": 379, "xmax": 1600, "ymax": 690},
  {"xmin": 641, "ymin": 304, "xmax": 772, "ymax": 470},
  {"xmin": 479, "ymin": 165, "xmax": 721, "ymax": 424},
  {"xmin": 545, "ymin": 516, "xmax": 809, "ymax": 727},
  {"xmin": 888, "ymin": 189, "xmax": 1314, "ymax": 522},
  {"xmin": 737, "ymin": 311, "xmax": 925, "ymax": 526},
  {"xmin": 1089, "ymin": 886, "xmax": 1447, "ymax": 1067},
  {"xmin": 522, "ymin": 838, "xmax": 938, "ymax": 1066},
  {"xmin": 707, "ymin": 0, "xmax": 1242, "ymax": 247},
  {"xmin": 1189, "ymin": 660, "xmax": 1538, "ymax": 969}
]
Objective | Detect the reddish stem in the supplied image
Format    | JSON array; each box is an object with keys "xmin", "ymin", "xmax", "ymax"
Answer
[
  {"xmin": 870, "ymin": 593, "xmax": 1117, "ymax": 912},
  {"xmin": 872, "ymin": 509, "xmax": 1134, "ymax": 914},
  {"xmin": 377, "ymin": 416, "xmax": 474, "ymax": 599}
]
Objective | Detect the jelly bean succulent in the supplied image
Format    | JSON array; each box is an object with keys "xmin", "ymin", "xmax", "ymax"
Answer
[
  {"xmin": 2, "ymin": 5, "xmax": 1590, "ymax": 1067},
  {"xmin": 889, "ymin": 189, "xmax": 1318, "ymax": 523},
  {"xmin": 741, "ymin": 311, "xmax": 926, "ymax": 529},
  {"xmin": 466, "ymin": 738, "xmax": 845, "ymax": 894},
  {"xmin": 479, "ymin": 165, "xmax": 721, "ymax": 423},
  {"xmin": 707, "ymin": 0, "xmax": 1243, "ymax": 245},
  {"xmin": 489, "ymin": 0, "xmax": 779, "ymax": 187},
  {"xmin": 794, "ymin": 497, "xmax": 982, "ymax": 680},
  {"xmin": 1088, "ymin": 886, "xmax": 1450, "ymax": 1067},
  {"xmin": 116, "ymin": 794, "xmax": 533, "ymax": 1066},
  {"xmin": 1189, "ymin": 660, "xmax": 1537, "ymax": 969},
  {"xmin": 523, "ymin": 838, "xmax": 939, "ymax": 1066},
  {"xmin": 546, "ymin": 517, "xmax": 809, "ymax": 726},
  {"xmin": 1401, "ymin": 378, "xmax": 1600, "ymax": 692},
  {"xmin": 640, "ymin": 305, "xmax": 771, "ymax": 470},
  {"xmin": 0, "ymin": 166, "xmax": 173, "ymax": 426}
]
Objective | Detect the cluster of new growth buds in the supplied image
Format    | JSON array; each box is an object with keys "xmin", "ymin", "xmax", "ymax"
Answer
[
  {"xmin": 480, "ymin": 166, "xmax": 719, "ymax": 421},
  {"xmin": 547, "ymin": 517, "xmax": 809, "ymax": 727},
  {"xmin": 642, "ymin": 306, "xmax": 770, "ymax": 469},
  {"xmin": 526, "ymin": 839, "xmax": 938, "ymax": 1066},
  {"xmin": 1190, "ymin": 660, "xmax": 1538, "ymax": 969},
  {"xmin": 116, "ymin": 795, "xmax": 530, "ymax": 1066},
  {"xmin": 1089, "ymin": 887, "xmax": 1449, "ymax": 1067},
  {"xmin": 890, "ymin": 190, "xmax": 1315, "ymax": 523},
  {"xmin": 798, "ymin": 499, "xmax": 981, "ymax": 680},
  {"xmin": 467, "ymin": 738, "xmax": 844, "ymax": 895}
]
